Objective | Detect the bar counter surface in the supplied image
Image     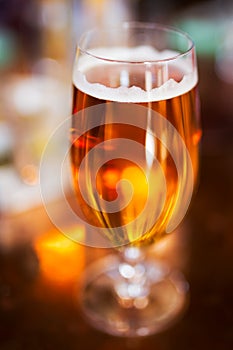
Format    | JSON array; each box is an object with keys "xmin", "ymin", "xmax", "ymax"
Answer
[{"xmin": 0, "ymin": 58, "xmax": 233, "ymax": 350}]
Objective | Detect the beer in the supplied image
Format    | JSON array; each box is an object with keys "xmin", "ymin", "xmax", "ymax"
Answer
[{"xmin": 71, "ymin": 46, "xmax": 201, "ymax": 246}]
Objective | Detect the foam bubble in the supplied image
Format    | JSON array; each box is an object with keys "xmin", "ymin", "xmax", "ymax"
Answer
[
  {"xmin": 84, "ymin": 46, "xmax": 180, "ymax": 62},
  {"xmin": 73, "ymin": 46, "xmax": 197, "ymax": 103}
]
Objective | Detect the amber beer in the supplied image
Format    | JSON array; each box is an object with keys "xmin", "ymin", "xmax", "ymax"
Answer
[{"xmin": 71, "ymin": 47, "xmax": 201, "ymax": 246}]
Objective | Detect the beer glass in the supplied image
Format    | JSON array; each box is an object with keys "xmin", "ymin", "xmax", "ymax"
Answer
[{"xmin": 71, "ymin": 22, "xmax": 201, "ymax": 336}]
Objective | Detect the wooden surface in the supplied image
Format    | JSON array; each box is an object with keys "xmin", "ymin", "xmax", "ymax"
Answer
[{"xmin": 0, "ymin": 58, "xmax": 233, "ymax": 349}]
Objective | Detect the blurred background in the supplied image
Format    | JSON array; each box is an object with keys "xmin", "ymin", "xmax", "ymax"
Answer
[{"xmin": 0, "ymin": 1, "xmax": 233, "ymax": 349}]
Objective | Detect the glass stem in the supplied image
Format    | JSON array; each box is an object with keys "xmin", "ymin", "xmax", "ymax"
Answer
[{"xmin": 115, "ymin": 246, "xmax": 150, "ymax": 308}]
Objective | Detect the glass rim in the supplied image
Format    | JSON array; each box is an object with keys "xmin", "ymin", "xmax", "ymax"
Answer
[{"xmin": 78, "ymin": 21, "xmax": 195, "ymax": 64}]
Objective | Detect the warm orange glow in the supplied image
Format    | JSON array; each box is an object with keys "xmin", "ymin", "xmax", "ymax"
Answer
[
  {"xmin": 193, "ymin": 129, "xmax": 202, "ymax": 146},
  {"xmin": 122, "ymin": 166, "xmax": 148, "ymax": 196},
  {"xmin": 34, "ymin": 229, "xmax": 84, "ymax": 287},
  {"xmin": 103, "ymin": 168, "xmax": 120, "ymax": 189}
]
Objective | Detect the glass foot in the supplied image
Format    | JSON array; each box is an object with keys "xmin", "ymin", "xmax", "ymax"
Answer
[{"xmin": 78, "ymin": 254, "xmax": 189, "ymax": 337}]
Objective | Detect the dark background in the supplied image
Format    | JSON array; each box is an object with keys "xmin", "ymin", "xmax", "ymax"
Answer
[{"xmin": 0, "ymin": 0, "xmax": 233, "ymax": 349}]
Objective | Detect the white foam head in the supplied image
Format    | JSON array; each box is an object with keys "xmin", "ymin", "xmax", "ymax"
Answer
[{"xmin": 73, "ymin": 46, "xmax": 198, "ymax": 103}]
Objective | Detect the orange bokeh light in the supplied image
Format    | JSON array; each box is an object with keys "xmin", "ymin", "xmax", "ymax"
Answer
[
  {"xmin": 102, "ymin": 168, "xmax": 120, "ymax": 189},
  {"xmin": 34, "ymin": 229, "xmax": 84, "ymax": 287}
]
